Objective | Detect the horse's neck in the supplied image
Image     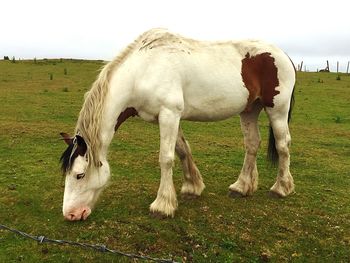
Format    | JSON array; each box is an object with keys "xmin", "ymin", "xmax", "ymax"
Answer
[{"xmin": 99, "ymin": 67, "xmax": 133, "ymax": 159}]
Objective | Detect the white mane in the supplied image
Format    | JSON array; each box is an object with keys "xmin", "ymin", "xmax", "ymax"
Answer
[{"xmin": 74, "ymin": 32, "xmax": 146, "ymax": 167}]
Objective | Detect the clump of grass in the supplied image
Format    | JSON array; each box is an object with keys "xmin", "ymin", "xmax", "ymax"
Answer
[
  {"xmin": 336, "ymin": 75, "xmax": 341, "ymax": 81},
  {"xmin": 317, "ymin": 78, "xmax": 324, "ymax": 83},
  {"xmin": 334, "ymin": 116, "xmax": 342, "ymax": 123},
  {"xmin": 62, "ymin": 87, "xmax": 69, "ymax": 92},
  {"xmin": 64, "ymin": 68, "xmax": 68, "ymax": 75},
  {"xmin": 49, "ymin": 73, "xmax": 53, "ymax": 80}
]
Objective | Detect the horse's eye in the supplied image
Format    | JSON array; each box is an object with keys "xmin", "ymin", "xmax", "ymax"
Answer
[{"xmin": 76, "ymin": 173, "xmax": 85, "ymax": 180}]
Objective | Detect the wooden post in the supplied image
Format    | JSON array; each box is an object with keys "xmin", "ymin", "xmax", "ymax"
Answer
[
  {"xmin": 300, "ymin": 61, "xmax": 303, "ymax": 72},
  {"xmin": 347, "ymin": 61, "xmax": 349, "ymax": 74},
  {"xmin": 337, "ymin": 61, "xmax": 339, "ymax": 73}
]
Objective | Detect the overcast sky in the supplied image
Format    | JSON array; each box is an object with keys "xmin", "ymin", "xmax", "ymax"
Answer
[{"xmin": 1, "ymin": 0, "xmax": 349, "ymax": 72}]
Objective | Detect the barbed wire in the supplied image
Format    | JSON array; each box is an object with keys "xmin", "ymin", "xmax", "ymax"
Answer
[{"xmin": 0, "ymin": 224, "xmax": 178, "ymax": 263}]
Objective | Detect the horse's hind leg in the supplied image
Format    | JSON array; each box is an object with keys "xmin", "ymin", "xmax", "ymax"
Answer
[
  {"xmin": 229, "ymin": 102, "xmax": 262, "ymax": 197},
  {"xmin": 266, "ymin": 106, "xmax": 294, "ymax": 197},
  {"xmin": 175, "ymin": 127, "xmax": 205, "ymax": 199}
]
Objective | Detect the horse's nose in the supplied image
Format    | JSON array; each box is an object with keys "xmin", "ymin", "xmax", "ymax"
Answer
[
  {"xmin": 64, "ymin": 212, "xmax": 81, "ymax": 221},
  {"xmin": 64, "ymin": 207, "xmax": 91, "ymax": 221},
  {"xmin": 65, "ymin": 213, "xmax": 76, "ymax": 221}
]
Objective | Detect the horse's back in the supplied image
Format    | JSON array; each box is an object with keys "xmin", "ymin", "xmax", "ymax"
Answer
[{"xmin": 129, "ymin": 29, "xmax": 295, "ymax": 121}]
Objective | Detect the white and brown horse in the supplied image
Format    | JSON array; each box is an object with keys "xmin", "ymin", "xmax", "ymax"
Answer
[{"xmin": 60, "ymin": 29, "xmax": 295, "ymax": 220}]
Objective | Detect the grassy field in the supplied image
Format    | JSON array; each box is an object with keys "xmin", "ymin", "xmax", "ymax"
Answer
[{"xmin": 0, "ymin": 59, "xmax": 349, "ymax": 262}]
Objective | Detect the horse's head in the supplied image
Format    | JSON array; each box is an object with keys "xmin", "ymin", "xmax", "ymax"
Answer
[{"xmin": 60, "ymin": 133, "xmax": 110, "ymax": 221}]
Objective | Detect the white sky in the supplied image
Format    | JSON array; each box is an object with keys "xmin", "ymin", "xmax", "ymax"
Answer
[{"xmin": 1, "ymin": 0, "xmax": 349, "ymax": 71}]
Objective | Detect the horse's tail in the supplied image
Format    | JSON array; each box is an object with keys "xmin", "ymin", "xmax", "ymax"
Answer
[{"xmin": 267, "ymin": 86, "xmax": 295, "ymax": 166}]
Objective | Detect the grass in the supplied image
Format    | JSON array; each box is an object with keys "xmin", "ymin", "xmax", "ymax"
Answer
[{"xmin": 0, "ymin": 60, "xmax": 349, "ymax": 262}]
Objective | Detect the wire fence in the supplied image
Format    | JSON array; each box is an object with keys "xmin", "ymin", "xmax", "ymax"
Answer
[{"xmin": 0, "ymin": 224, "xmax": 178, "ymax": 263}]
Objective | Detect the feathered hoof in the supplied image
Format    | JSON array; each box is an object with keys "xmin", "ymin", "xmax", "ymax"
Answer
[
  {"xmin": 269, "ymin": 178, "xmax": 295, "ymax": 198},
  {"xmin": 149, "ymin": 198, "xmax": 176, "ymax": 219},
  {"xmin": 180, "ymin": 181, "xmax": 205, "ymax": 198}
]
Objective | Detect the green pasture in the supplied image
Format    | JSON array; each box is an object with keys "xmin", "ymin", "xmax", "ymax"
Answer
[{"xmin": 0, "ymin": 59, "xmax": 349, "ymax": 262}]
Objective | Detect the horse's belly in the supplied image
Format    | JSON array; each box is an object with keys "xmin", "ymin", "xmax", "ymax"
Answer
[{"xmin": 181, "ymin": 83, "xmax": 249, "ymax": 121}]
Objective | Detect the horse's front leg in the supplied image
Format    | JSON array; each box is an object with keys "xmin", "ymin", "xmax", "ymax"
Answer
[{"xmin": 150, "ymin": 108, "xmax": 181, "ymax": 218}]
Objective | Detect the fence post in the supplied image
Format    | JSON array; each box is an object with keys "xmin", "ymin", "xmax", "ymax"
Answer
[
  {"xmin": 298, "ymin": 61, "xmax": 303, "ymax": 72},
  {"xmin": 347, "ymin": 61, "xmax": 349, "ymax": 74},
  {"xmin": 337, "ymin": 61, "xmax": 339, "ymax": 73}
]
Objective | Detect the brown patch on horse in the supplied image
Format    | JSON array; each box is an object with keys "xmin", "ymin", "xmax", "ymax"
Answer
[
  {"xmin": 241, "ymin": 52, "xmax": 280, "ymax": 111},
  {"xmin": 115, "ymin": 107, "xmax": 138, "ymax": 131}
]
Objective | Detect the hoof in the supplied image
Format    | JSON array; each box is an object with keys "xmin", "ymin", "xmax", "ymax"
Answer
[
  {"xmin": 150, "ymin": 211, "xmax": 172, "ymax": 219},
  {"xmin": 269, "ymin": 190, "xmax": 284, "ymax": 198},
  {"xmin": 181, "ymin": 193, "xmax": 200, "ymax": 200},
  {"xmin": 149, "ymin": 194, "xmax": 177, "ymax": 219},
  {"xmin": 228, "ymin": 189, "xmax": 245, "ymax": 198}
]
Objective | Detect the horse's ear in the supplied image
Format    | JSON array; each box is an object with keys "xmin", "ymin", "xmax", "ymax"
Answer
[
  {"xmin": 60, "ymin": 132, "xmax": 73, "ymax": 145},
  {"xmin": 76, "ymin": 135, "xmax": 87, "ymax": 155}
]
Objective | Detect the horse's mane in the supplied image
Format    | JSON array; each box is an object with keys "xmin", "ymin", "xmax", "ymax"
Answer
[{"xmin": 74, "ymin": 32, "xmax": 148, "ymax": 168}]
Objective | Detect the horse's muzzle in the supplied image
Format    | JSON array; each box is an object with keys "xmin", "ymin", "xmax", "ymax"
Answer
[{"xmin": 63, "ymin": 206, "xmax": 91, "ymax": 221}]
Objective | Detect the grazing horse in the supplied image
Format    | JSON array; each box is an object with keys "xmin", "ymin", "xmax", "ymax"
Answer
[{"xmin": 60, "ymin": 28, "xmax": 295, "ymax": 220}]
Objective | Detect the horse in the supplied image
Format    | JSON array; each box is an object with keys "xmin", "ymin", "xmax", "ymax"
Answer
[{"xmin": 60, "ymin": 28, "xmax": 296, "ymax": 220}]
